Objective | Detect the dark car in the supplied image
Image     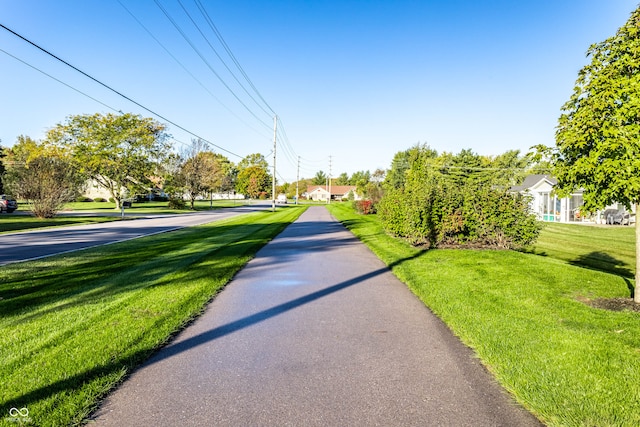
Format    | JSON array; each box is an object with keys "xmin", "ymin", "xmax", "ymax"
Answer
[{"xmin": 0, "ymin": 195, "xmax": 17, "ymax": 213}]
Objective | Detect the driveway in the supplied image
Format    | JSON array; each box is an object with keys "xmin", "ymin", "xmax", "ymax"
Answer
[
  {"xmin": 91, "ymin": 206, "xmax": 541, "ymax": 426},
  {"xmin": 0, "ymin": 204, "xmax": 268, "ymax": 265}
]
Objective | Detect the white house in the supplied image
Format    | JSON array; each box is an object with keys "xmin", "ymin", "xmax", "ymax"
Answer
[
  {"xmin": 509, "ymin": 174, "xmax": 584, "ymax": 223},
  {"xmin": 306, "ymin": 185, "xmax": 359, "ymax": 202},
  {"xmin": 510, "ymin": 174, "xmax": 634, "ymax": 224}
]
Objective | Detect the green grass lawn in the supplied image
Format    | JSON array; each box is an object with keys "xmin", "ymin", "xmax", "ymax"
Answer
[
  {"xmin": 64, "ymin": 199, "xmax": 251, "ymax": 213},
  {"xmin": 0, "ymin": 206, "xmax": 305, "ymax": 426},
  {"xmin": 0, "ymin": 215, "xmax": 124, "ymax": 233},
  {"xmin": 533, "ymin": 222, "xmax": 635, "ymax": 279},
  {"xmin": 327, "ymin": 203, "xmax": 640, "ymax": 427},
  {"xmin": 0, "ymin": 200, "xmax": 254, "ymax": 233}
]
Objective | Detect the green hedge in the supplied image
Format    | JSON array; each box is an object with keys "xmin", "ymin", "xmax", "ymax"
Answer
[{"xmin": 378, "ymin": 169, "xmax": 540, "ymax": 249}]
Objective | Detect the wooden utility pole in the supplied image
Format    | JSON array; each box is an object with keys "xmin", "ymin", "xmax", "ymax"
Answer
[
  {"xmin": 272, "ymin": 115, "xmax": 277, "ymax": 212},
  {"xmin": 296, "ymin": 156, "xmax": 300, "ymax": 205},
  {"xmin": 328, "ymin": 155, "xmax": 332, "ymax": 204}
]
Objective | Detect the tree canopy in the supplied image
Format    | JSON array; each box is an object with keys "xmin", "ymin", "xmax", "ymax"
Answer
[
  {"xmin": 5, "ymin": 135, "xmax": 84, "ymax": 218},
  {"xmin": 542, "ymin": 6, "xmax": 640, "ymax": 301},
  {"xmin": 549, "ymin": 6, "xmax": 640, "ymax": 211},
  {"xmin": 236, "ymin": 153, "xmax": 271, "ymax": 198},
  {"xmin": 46, "ymin": 113, "xmax": 170, "ymax": 208}
]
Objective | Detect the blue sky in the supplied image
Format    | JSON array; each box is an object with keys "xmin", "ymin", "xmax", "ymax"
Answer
[{"xmin": 0, "ymin": 1, "xmax": 637, "ymax": 182}]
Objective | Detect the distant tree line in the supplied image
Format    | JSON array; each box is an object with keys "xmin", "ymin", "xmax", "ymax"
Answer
[{"xmin": 0, "ymin": 112, "xmax": 273, "ymax": 218}]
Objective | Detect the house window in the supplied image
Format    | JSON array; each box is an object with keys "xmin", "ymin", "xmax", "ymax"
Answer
[{"xmin": 540, "ymin": 192, "xmax": 559, "ymax": 222}]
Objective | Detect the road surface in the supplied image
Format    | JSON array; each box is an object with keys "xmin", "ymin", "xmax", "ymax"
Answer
[
  {"xmin": 91, "ymin": 206, "xmax": 541, "ymax": 426},
  {"xmin": 0, "ymin": 204, "xmax": 267, "ymax": 266}
]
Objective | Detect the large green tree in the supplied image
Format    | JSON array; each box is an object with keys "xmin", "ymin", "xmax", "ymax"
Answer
[
  {"xmin": 544, "ymin": 6, "xmax": 640, "ymax": 301},
  {"xmin": 236, "ymin": 153, "xmax": 271, "ymax": 198},
  {"xmin": 47, "ymin": 113, "xmax": 170, "ymax": 209}
]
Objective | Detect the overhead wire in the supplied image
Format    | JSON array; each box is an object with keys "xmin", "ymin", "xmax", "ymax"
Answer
[
  {"xmin": 116, "ymin": 0, "xmax": 271, "ymax": 141},
  {"xmin": 176, "ymin": 0, "xmax": 272, "ymax": 119},
  {"xmin": 193, "ymin": 0, "xmax": 276, "ymax": 116},
  {"xmin": 0, "ymin": 47, "xmax": 121, "ymax": 114},
  {"xmin": 0, "ymin": 22, "xmax": 243, "ymax": 159},
  {"xmin": 153, "ymin": 0, "xmax": 272, "ymax": 132}
]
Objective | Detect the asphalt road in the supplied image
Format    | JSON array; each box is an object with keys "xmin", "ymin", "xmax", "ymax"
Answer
[
  {"xmin": 90, "ymin": 206, "xmax": 542, "ymax": 426},
  {"xmin": 0, "ymin": 204, "xmax": 268, "ymax": 266}
]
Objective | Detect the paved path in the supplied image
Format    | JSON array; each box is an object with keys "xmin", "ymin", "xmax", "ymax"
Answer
[
  {"xmin": 0, "ymin": 204, "xmax": 266, "ymax": 265},
  {"xmin": 91, "ymin": 206, "xmax": 541, "ymax": 426}
]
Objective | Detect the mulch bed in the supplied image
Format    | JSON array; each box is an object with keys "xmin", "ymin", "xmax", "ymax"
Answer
[{"xmin": 587, "ymin": 297, "xmax": 640, "ymax": 313}]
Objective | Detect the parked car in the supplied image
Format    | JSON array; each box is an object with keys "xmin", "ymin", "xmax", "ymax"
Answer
[
  {"xmin": 0, "ymin": 195, "xmax": 17, "ymax": 213},
  {"xmin": 276, "ymin": 194, "xmax": 288, "ymax": 204}
]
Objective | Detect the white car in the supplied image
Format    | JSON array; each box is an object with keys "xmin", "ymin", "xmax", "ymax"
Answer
[{"xmin": 276, "ymin": 194, "xmax": 288, "ymax": 204}]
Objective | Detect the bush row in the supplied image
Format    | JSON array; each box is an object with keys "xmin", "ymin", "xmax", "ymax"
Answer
[{"xmin": 378, "ymin": 171, "xmax": 540, "ymax": 250}]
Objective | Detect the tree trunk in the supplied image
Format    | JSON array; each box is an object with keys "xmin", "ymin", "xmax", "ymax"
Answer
[{"xmin": 636, "ymin": 203, "xmax": 640, "ymax": 303}]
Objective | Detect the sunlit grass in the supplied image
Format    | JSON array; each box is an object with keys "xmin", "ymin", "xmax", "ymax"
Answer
[
  {"xmin": 0, "ymin": 215, "xmax": 122, "ymax": 233},
  {"xmin": 328, "ymin": 203, "xmax": 640, "ymax": 427},
  {"xmin": 0, "ymin": 206, "xmax": 305, "ymax": 426},
  {"xmin": 533, "ymin": 222, "xmax": 635, "ymax": 278},
  {"xmin": 0, "ymin": 200, "xmax": 255, "ymax": 233},
  {"xmin": 64, "ymin": 199, "xmax": 251, "ymax": 213}
]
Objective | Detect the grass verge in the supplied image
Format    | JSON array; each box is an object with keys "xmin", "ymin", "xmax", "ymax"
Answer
[
  {"xmin": 63, "ymin": 199, "xmax": 251, "ymax": 213},
  {"xmin": 327, "ymin": 203, "xmax": 640, "ymax": 427},
  {"xmin": 0, "ymin": 206, "xmax": 305, "ymax": 426},
  {"xmin": 0, "ymin": 216, "xmax": 123, "ymax": 233}
]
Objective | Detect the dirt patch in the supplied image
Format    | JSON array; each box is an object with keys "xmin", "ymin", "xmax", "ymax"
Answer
[{"xmin": 586, "ymin": 297, "xmax": 640, "ymax": 313}]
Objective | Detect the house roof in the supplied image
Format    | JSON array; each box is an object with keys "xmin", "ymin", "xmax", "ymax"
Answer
[
  {"xmin": 307, "ymin": 185, "xmax": 357, "ymax": 196},
  {"xmin": 509, "ymin": 174, "xmax": 557, "ymax": 192}
]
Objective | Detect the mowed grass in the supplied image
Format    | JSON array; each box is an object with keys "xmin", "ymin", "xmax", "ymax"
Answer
[
  {"xmin": 0, "ymin": 206, "xmax": 305, "ymax": 426},
  {"xmin": 327, "ymin": 203, "xmax": 640, "ymax": 427},
  {"xmin": 0, "ymin": 215, "xmax": 122, "ymax": 233},
  {"xmin": 533, "ymin": 222, "xmax": 636, "ymax": 279},
  {"xmin": 64, "ymin": 199, "xmax": 250, "ymax": 213},
  {"xmin": 0, "ymin": 200, "xmax": 254, "ymax": 233}
]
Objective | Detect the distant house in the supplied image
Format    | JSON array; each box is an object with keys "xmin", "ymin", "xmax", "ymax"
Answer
[
  {"xmin": 510, "ymin": 174, "xmax": 634, "ymax": 224},
  {"xmin": 509, "ymin": 174, "xmax": 584, "ymax": 223},
  {"xmin": 306, "ymin": 185, "xmax": 359, "ymax": 202}
]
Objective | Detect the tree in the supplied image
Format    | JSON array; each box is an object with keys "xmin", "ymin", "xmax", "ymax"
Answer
[
  {"xmin": 5, "ymin": 136, "xmax": 84, "ymax": 218},
  {"xmin": 312, "ymin": 170, "xmax": 327, "ymax": 185},
  {"xmin": 349, "ymin": 170, "xmax": 371, "ymax": 187},
  {"xmin": 46, "ymin": 113, "xmax": 170, "ymax": 209},
  {"xmin": 0, "ymin": 140, "xmax": 6, "ymax": 194},
  {"xmin": 542, "ymin": 6, "xmax": 640, "ymax": 302},
  {"xmin": 173, "ymin": 139, "xmax": 226, "ymax": 209},
  {"xmin": 236, "ymin": 153, "xmax": 271, "ymax": 198},
  {"xmin": 334, "ymin": 172, "xmax": 349, "ymax": 185}
]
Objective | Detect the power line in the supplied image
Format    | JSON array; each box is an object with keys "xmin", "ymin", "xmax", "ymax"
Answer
[
  {"xmin": 153, "ymin": 0, "xmax": 272, "ymax": 132},
  {"xmin": 193, "ymin": 0, "xmax": 276, "ymax": 116},
  {"xmin": 116, "ymin": 0, "xmax": 271, "ymax": 141},
  {"xmin": 0, "ymin": 47, "xmax": 121, "ymax": 114},
  {"xmin": 177, "ymin": 0, "xmax": 272, "ymax": 118},
  {"xmin": 0, "ymin": 22, "xmax": 242, "ymax": 158}
]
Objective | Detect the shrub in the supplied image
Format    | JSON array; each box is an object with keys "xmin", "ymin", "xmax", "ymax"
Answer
[
  {"xmin": 93, "ymin": 197, "xmax": 107, "ymax": 203},
  {"xmin": 379, "ymin": 180, "xmax": 540, "ymax": 250},
  {"xmin": 353, "ymin": 199, "xmax": 374, "ymax": 215},
  {"xmin": 168, "ymin": 197, "xmax": 186, "ymax": 210},
  {"xmin": 76, "ymin": 196, "xmax": 93, "ymax": 202}
]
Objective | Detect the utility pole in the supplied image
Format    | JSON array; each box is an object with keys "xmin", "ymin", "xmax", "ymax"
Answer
[
  {"xmin": 272, "ymin": 115, "xmax": 277, "ymax": 212},
  {"xmin": 296, "ymin": 155, "xmax": 300, "ymax": 205},
  {"xmin": 328, "ymin": 155, "xmax": 332, "ymax": 204}
]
